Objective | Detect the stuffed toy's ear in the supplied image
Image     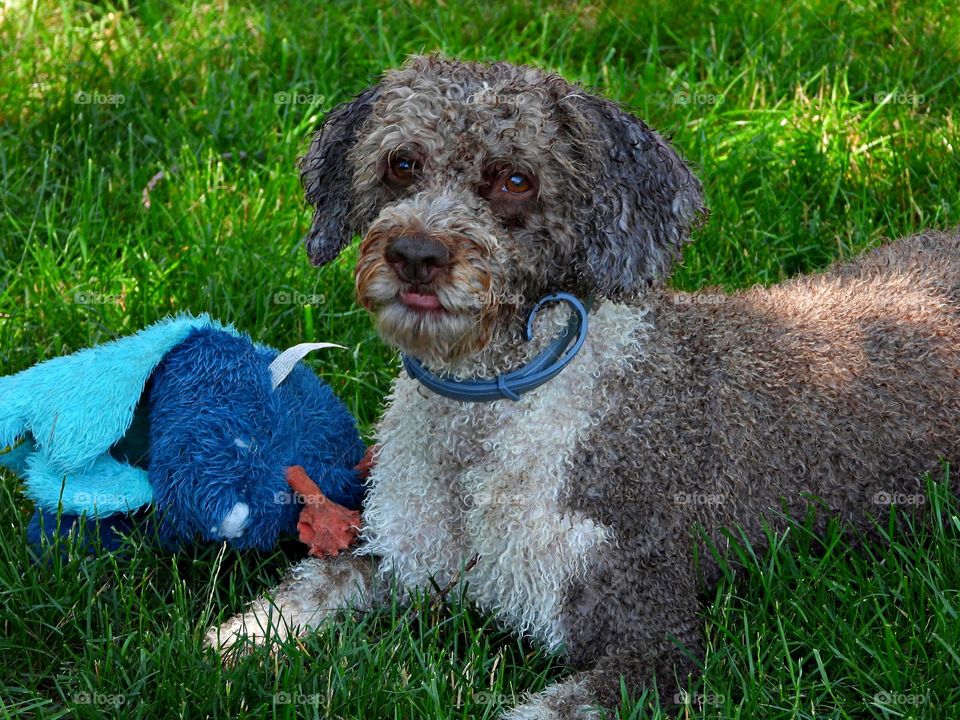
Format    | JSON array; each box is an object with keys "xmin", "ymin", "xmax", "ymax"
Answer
[
  {"xmin": 566, "ymin": 94, "xmax": 707, "ymax": 297},
  {"xmin": 298, "ymin": 84, "xmax": 380, "ymax": 266}
]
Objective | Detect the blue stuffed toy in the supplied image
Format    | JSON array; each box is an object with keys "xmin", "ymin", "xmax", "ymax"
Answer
[{"xmin": 0, "ymin": 314, "xmax": 367, "ymax": 555}]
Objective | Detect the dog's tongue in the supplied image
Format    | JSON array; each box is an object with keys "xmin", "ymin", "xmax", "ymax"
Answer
[{"xmin": 401, "ymin": 292, "xmax": 442, "ymax": 310}]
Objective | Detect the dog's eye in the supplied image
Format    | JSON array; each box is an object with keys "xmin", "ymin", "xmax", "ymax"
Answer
[
  {"xmin": 501, "ymin": 172, "xmax": 533, "ymax": 195},
  {"xmin": 387, "ymin": 155, "xmax": 420, "ymax": 184}
]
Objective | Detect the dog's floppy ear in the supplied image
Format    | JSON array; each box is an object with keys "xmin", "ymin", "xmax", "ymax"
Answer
[
  {"xmin": 298, "ymin": 84, "xmax": 380, "ymax": 266},
  {"xmin": 568, "ymin": 95, "xmax": 706, "ymax": 297}
]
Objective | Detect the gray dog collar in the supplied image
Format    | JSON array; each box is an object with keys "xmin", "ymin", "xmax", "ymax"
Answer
[{"xmin": 401, "ymin": 292, "xmax": 593, "ymax": 402}]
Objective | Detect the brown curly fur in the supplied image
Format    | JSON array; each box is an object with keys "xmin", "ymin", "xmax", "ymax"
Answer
[{"xmin": 560, "ymin": 231, "xmax": 960, "ymax": 710}]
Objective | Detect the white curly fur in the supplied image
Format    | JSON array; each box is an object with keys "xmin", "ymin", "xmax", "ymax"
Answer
[{"xmin": 360, "ymin": 302, "xmax": 646, "ymax": 649}]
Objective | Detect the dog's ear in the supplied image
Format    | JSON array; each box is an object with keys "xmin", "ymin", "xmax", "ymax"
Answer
[
  {"xmin": 298, "ymin": 84, "xmax": 380, "ymax": 266},
  {"xmin": 566, "ymin": 95, "xmax": 706, "ymax": 297}
]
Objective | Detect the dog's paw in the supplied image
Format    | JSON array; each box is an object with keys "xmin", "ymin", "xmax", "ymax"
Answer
[
  {"xmin": 501, "ymin": 678, "xmax": 602, "ymax": 720},
  {"xmin": 203, "ymin": 600, "xmax": 292, "ymax": 660},
  {"xmin": 203, "ymin": 555, "xmax": 376, "ymax": 662}
]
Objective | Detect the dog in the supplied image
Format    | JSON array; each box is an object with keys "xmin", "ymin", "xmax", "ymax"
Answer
[{"xmin": 205, "ymin": 55, "xmax": 960, "ymax": 718}]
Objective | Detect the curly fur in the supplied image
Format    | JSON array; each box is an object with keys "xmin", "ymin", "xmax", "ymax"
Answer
[{"xmin": 206, "ymin": 55, "xmax": 960, "ymax": 718}]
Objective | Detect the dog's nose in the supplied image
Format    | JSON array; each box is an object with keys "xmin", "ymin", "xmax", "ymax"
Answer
[{"xmin": 385, "ymin": 235, "xmax": 451, "ymax": 285}]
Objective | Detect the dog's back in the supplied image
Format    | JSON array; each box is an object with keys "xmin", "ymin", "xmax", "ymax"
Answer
[
  {"xmin": 570, "ymin": 229, "xmax": 960, "ymax": 543},
  {"xmin": 703, "ymin": 228, "xmax": 960, "ymax": 530}
]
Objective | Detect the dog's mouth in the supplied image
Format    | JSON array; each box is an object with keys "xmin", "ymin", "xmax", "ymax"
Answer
[
  {"xmin": 371, "ymin": 293, "xmax": 490, "ymax": 366},
  {"xmin": 398, "ymin": 290, "xmax": 444, "ymax": 313},
  {"xmin": 359, "ymin": 277, "xmax": 500, "ymax": 366}
]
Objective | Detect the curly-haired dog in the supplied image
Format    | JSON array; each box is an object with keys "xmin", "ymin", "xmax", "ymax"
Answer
[{"xmin": 206, "ymin": 56, "xmax": 960, "ymax": 717}]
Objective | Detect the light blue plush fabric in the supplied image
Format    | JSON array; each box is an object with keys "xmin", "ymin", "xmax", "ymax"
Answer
[{"xmin": 0, "ymin": 313, "xmax": 237, "ymax": 516}]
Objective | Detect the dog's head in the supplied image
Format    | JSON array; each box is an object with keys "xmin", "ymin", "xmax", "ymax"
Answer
[{"xmin": 300, "ymin": 55, "xmax": 705, "ymax": 365}]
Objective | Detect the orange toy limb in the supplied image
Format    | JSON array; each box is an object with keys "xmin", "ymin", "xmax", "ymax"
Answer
[
  {"xmin": 285, "ymin": 465, "xmax": 361, "ymax": 557},
  {"xmin": 353, "ymin": 444, "xmax": 379, "ymax": 480}
]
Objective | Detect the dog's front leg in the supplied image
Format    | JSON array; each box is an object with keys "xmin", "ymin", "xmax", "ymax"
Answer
[{"xmin": 203, "ymin": 553, "xmax": 380, "ymax": 654}]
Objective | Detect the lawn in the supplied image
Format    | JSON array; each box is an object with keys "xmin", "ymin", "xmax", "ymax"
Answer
[{"xmin": 1, "ymin": 0, "xmax": 959, "ymax": 717}]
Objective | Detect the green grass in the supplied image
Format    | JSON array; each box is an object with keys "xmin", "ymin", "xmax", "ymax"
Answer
[{"xmin": 2, "ymin": 0, "xmax": 959, "ymax": 717}]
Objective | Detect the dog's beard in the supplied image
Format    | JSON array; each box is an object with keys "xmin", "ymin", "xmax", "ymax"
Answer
[{"xmin": 374, "ymin": 301, "xmax": 490, "ymax": 366}]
